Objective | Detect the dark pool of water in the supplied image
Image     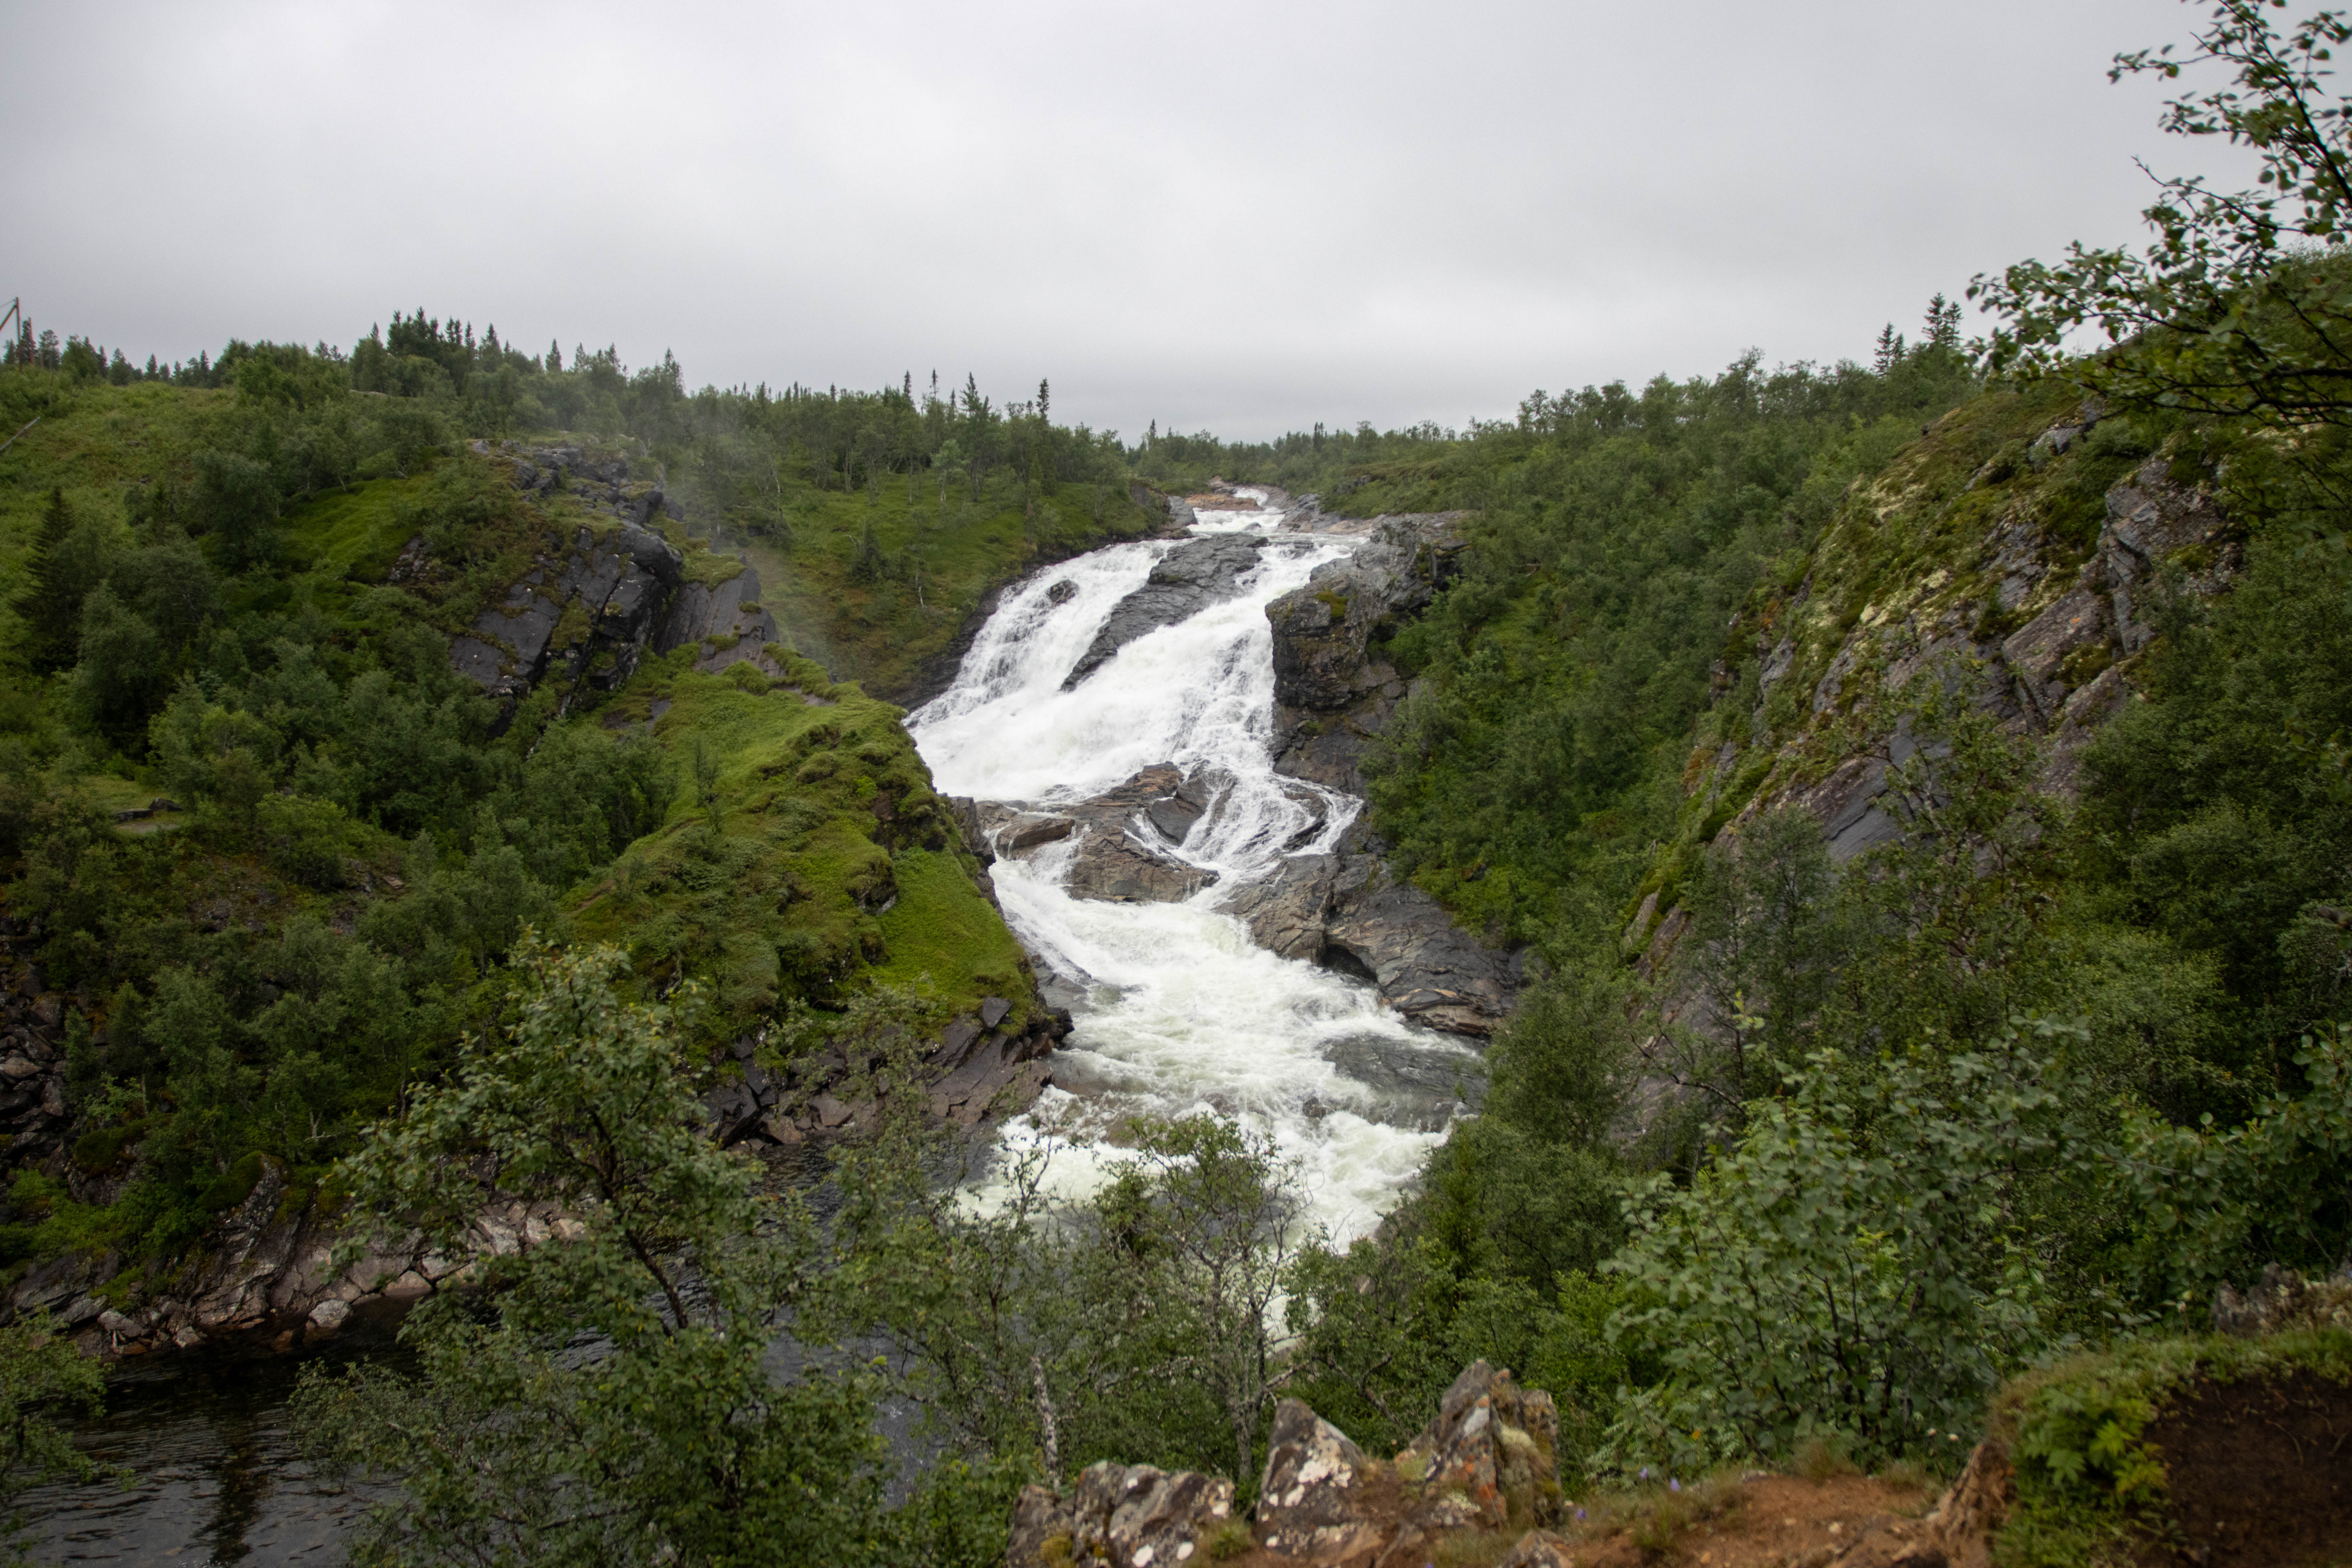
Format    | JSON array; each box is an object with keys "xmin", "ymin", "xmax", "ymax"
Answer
[{"xmin": 17, "ymin": 1329, "xmax": 407, "ymax": 1567}]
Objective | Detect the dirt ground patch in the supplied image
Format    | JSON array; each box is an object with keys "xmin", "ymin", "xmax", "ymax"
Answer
[
  {"xmin": 1558, "ymin": 1474, "xmax": 1936, "ymax": 1568},
  {"xmin": 2138, "ymin": 1369, "xmax": 2352, "ymax": 1567},
  {"xmin": 1212, "ymin": 1471, "xmax": 1935, "ymax": 1568}
]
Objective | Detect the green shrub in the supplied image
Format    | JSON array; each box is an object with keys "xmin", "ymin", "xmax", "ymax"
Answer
[
  {"xmin": 256, "ymin": 792, "xmax": 354, "ymax": 888},
  {"xmin": 1993, "ymin": 1329, "xmax": 2352, "ymax": 1567}
]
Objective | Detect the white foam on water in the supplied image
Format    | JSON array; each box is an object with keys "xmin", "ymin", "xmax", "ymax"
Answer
[{"xmin": 909, "ymin": 512, "xmax": 1470, "ymax": 1244}]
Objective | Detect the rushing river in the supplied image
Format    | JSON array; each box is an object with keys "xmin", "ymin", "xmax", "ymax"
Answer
[
  {"xmin": 908, "ymin": 491, "xmax": 1470, "ymax": 1240},
  {"xmin": 18, "ymin": 493, "xmax": 1468, "ymax": 1562}
]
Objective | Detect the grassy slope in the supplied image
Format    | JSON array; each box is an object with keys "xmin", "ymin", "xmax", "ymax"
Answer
[
  {"xmin": 722, "ymin": 476, "xmax": 1161, "ymax": 701},
  {"xmin": 569, "ymin": 649, "xmax": 1037, "ymax": 1044},
  {"xmin": 0, "ymin": 379, "xmax": 1037, "ymax": 1089}
]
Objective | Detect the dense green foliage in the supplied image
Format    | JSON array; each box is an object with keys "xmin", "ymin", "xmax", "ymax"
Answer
[
  {"xmin": 295, "ymin": 938, "xmax": 1013, "ymax": 1568},
  {"xmin": 22, "ymin": 9, "xmax": 2352, "ymax": 1560},
  {"xmin": 0, "ymin": 315, "xmax": 1120, "ymax": 1294},
  {"xmin": 0, "ymin": 1313, "xmax": 109, "ymax": 1564},
  {"xmin": 1264, "ymin": 0, "xmax": 2352, "ymax": 1498}
]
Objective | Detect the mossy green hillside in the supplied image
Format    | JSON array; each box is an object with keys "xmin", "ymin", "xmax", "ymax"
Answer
[
  {"xmin": 569, "ymin": 647, "xmax": 1033, "ymax": 1046},
  {"xmin": 735, "ymin": 476, "xmax": 1160, "ymax": 701}
]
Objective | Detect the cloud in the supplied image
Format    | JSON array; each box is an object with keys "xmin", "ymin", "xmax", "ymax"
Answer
[{"xmin": 3, "ymin": 0, "xmax": 2251, "ymax": 438}]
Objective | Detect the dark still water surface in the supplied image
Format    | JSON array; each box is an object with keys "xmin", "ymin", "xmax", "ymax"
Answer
[{"xmin": 20, "ymin": 1334, "xmax": 405, "ymax": 1567}]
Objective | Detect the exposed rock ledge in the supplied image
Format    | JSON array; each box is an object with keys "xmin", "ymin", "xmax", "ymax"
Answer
[
  {"xmin": 1061, "ymin": 531, "xmax": 1272, "ymax": 689},
  {"xmin": 1221, "ymin": 831, "xmax": 1513, "ymax": 1037},
  {"xmin": 442, "ymin": 443, "xmax": 783, "ymax": 729},
  {"xmin": 1266, "ymin": 511, "xmax": 1470, "ymax": 795},
  {"xmin": 954, "ymin": 765, "xmax": 1225, "ymax": 905},
  {"xmin": 1255, "ymin": 507, "xmax": 1516, "ymax": 1036},
  {"xmin": 949, "ymin": 753, "xmax": 1512, "ymax": 1036}
]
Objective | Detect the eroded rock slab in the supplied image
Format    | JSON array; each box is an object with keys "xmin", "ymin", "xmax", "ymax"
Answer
[
  {"xmin": 964, "ymin": 765, "xmax": 1221, "ymax": 905},
  {"xmin": 1218, "ymin": 838, "xmax": 1512, "ymax": 1036},
  {"xmin": 1257, "ymin": 1398, "xmax": 1382, "ymax": 1559},
  {"xmin": 1010, "ymin": 1461, "xmax": 1237, "ymax": 1568},
  {"xmin": 1063, "ymin": 533, "xmax": 1270, "ymax": 689}
]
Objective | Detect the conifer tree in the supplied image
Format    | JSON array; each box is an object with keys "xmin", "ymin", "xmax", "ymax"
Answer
[
  {"xmin": 15, "ymin": 489, "xmax": 91, "ymax": 669},
  {"xmin": 1924, "ymin": 292, "xmax": 1963, "ymax": 351},
  {"xmin": 1873, "ymin": 324, "xmax": 1907, "ymax": 374}
]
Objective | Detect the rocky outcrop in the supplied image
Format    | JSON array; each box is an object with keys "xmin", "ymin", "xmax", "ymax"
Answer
[
  {"xmin": 1062, "ymin": 532, "xmax": 1270, "ymax": 690},
  {"xmin": 1493, "ymin": 1531, "xmax": 1577, "ymax": 1568},
  {"xmin": 1636, "ymin": 437, "xmax": 2249, "ymax": 978},
  {"xmin": 443, "ymin": 444, "xmax": 780, "ymax": 728},
  {"xmin": 11, "ymin": 1145, "xmax": 584, "ymax": 1363},
  {"xmin": 1257, "ymin": 1399, "xmax": 1382, "ymax": 1559},
  {"xmin": 699, "ymin": 998, "xmax": 1070, "ymax": 1146},
  {"xmin": 448, "ymin": 518, "xmax": 686, "ymax": 714},
  {"xmin": 1010, "ymin": 1362, "xmax": 1564, "ymax": 1568},
  {"xmin": 1220, "ymin": 833, "xmax": 1513, "ymax": 1037},
  {"xmin": 0, "ymin": 954, "xmax": 74, "ymax": 1175},
  {"xmin": 1397, "ymin": 1360, "xmax": 1564, "ymax": 1531},
  {"xmin": 962, "ymin": 765, "xmax": 1222, "ymax": 905},
  {"xmin": 1266, "ymin": 514, "xmax": 1469, "ymax": 794},
  {"xmin": 1008, "ymin": 1461, "xmax": 1239, "ymax": 1568}
]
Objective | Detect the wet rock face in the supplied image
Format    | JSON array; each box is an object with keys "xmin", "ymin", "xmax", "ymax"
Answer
[
  {"xmin": 1266, "ymin": 514, "xmax": 1467, "ymax": 794},
  {"xmin": 964, "ymin": 765, "xmax": 1221, "ymax": 905},
  {"xmin": 699, "ymin": 999, "xmax": 1070, "ymax": 1148},
  {"xmin": 443, "ymin": 445, "xmax": 780, "ymax": 729},
  {"xmin": 449, "ymin": 520, "xmax": 687, "ymax": 717},
  {"xmin": 1062, "ymin": 533, "xmax": 1270, "ymax": 690},
  {"xmin": 1257, "ymin": 1398, "xmax": 1382, "ymax": 1559},
  {"xmin": 1218, "ymin": 834, "xmax": 1513, "ymax": 1037}
]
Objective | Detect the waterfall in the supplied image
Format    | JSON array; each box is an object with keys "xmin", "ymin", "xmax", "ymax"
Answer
[{"xmin": 909, "ymin": 493, "xmax": 1472, "ymax": 1243}]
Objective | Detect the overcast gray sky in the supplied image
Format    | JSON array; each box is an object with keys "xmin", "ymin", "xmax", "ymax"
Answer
[{"xmin": 3, "ymin": 0, "xmax": 2255, "ymax": 441}]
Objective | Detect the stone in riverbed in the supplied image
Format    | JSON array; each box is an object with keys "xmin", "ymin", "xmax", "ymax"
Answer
[{"xmin": 1062, "ymin": 533, "xmax": 1270, "ymax": 690}]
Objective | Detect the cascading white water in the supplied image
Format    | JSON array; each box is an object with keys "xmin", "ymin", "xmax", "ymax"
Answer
[{"xmin": 909, "ymin": 493, "xmax": 1474, "ymax": 1242}]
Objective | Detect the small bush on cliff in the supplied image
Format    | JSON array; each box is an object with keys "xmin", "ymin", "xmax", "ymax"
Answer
[{"xmin": 1991, "ymin": 1328, "xmax": 2352, "ymax": 1567}]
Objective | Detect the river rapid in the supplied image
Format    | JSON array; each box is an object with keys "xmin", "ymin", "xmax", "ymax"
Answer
[
  {"xmin": 19, "ymin": 493, "xmax": 1467, "ymax": 1563},
  {"xmin": 908, "ymin": 491, "xmax": 1470, "ymax": 1239}
]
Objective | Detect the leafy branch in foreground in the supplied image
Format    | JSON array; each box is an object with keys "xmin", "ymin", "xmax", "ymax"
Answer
[
  {"xmin": 831, "ymin": 1111, "xmax": 1309, "ymax": 1497},
  {"xmin": 291, "ymin": 934, "xmax": 899, "ymax": 1568},
  {"xmin": 0, "ymin": 1314, "xmax": 112, "ymax": 1566},
  {"xmin": 1975, "ymin": 1, "xmax": 2352, "ymax": 426}
]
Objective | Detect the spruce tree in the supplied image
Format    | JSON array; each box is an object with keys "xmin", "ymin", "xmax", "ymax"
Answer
[
  {"xmin": 1873, "ymin": 323, "xmax": 1906, "ymax": 375},
  {"xmin": 15, "ymin": 489, "xmax": 87, "ymax": 668},
  {"xmin": 1924, "ymin": 292, "xmax": 1963, "ymax": 352}
]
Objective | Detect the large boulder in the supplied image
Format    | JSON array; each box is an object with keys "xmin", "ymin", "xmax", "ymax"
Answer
[
  {"xmin": 969, "ymin": 765, "xmax": 1220, "ymax": 905},
  {"xmin": 1216, "ymin": 837, "xmax": 1513, "ymax": 1036},
  {"xmin": 1399, "ymin": 1361, "xmax": 1563, "ymax": 1530},
  {"xmin": 1007, "ymin": 1462, "xmax": 1239, "ymax": 1568},
  {"xmin": 1063, "ymin": 533, "xmax": 1270, "ymax": 689},
  {"xmin": 1256, "ymin": 1398, "xmax": 1382, "ymax": 1559}
]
